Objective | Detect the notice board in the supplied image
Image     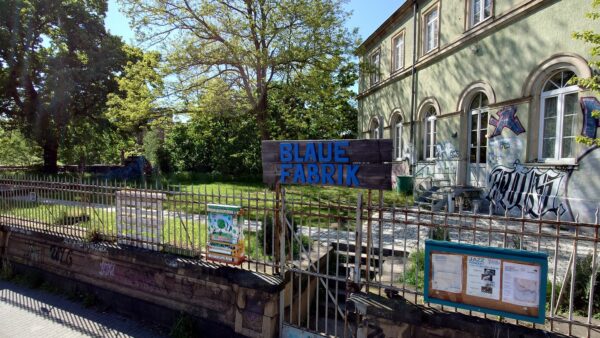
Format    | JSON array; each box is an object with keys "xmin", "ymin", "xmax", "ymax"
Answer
[{"xmin": 424, "ymin": 240, "xmax": 548, "ymax": 323}]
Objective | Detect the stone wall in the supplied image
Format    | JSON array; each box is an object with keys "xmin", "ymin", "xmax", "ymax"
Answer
[
  {"xmin": 0, "ymin": 227, "xmax": 284, "ymax": 338},
  {"xmin": 347, "ymin": 293, "xmax": 569, "ymax": 338}
]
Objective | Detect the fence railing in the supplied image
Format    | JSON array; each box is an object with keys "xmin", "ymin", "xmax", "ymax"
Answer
[{"xmin": 0, "ymin": 176, "xmax": 598, "ymax": 337}]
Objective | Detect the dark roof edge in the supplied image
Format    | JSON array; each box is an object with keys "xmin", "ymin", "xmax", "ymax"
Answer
[{"xmin": 357, "ymin": 0, "xmax": 417, "ymax": 54}]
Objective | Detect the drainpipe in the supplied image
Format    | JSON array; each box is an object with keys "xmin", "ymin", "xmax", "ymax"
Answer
[{"xmin": 409, "ymin": 1, "xmax": 418, "ymax": 171}]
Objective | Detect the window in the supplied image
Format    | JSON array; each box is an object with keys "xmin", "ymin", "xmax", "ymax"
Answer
[
  {"xmin": 393, "ymin": 116, "xmax": 403, "ymax": 160},
  {"xmin": 423, "ymin": 107, "xmax": 437, "ymax": 160},
  {"xmin": 470, "ymin": 0, "xmax": 492, "ymax": 27},
  {"xmin": 539, "ymin": 70, "xmax": 579, "ymax": 161},
  {"xmin": 468, "ymin": 93, "xmax": 489, "ymax": 165},
  {"xmin": 370, "ymin": 118, "xmax": 380, "ymax": 139},
  {"xmin": 369, "ymin": 51, "xmax": 381, "ymax": 86},
  {"xmin": 392, "ymin": 32, "xmax": 405, "ymax": 72},
  {"xmin": 423, "ymin": 6, "xmax": 439, "ymax": 54}
]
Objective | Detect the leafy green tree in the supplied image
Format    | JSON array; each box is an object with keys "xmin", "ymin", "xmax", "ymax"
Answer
[
  {"xmin": 106, "ymin": 45, "xmax": 164, "ymax": 139},
  {"xmin": 119, "ymin": 0, "xmax": 356, "ymax": 141},
  {"xmin": 268, "ymin": 55, "xmax": 358, "ymax": 140},
  {"xmin": 0, "ymin": 127, "xmax": 41, "ymax": 166},
  {"xmin": 0, "ymin": 0, "xmax": 127, "ymax": 173},
  {"xmin": 573, "ymin": 0, "xmax": 600, "ymax": 146}
]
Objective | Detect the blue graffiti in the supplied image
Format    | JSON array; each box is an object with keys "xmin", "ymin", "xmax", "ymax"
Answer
[
  {"xmin": 580, "ymin": 97, "xmax": 600, "ymax": 139},
  {"xmin": 489, "ymin": 106, "xmax": 526, "ymax": 138}
]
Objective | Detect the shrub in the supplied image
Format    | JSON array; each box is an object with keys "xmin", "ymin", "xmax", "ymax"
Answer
[
  {"xmin": 398, "ymin": 250, "xmax": 426, "ymax": 290},
  {"xmin": 257, "ymin": 212, "xmax": 311, "ymax": 259},
  {"xmin": 555, "ymin": 254, "xmax": 600, "ymax": 317}
]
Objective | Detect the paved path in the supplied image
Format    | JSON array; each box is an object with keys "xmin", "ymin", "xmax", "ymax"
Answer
[{"xmin": 0, "ymin": 280, "xmax": 166, "ymax": 338}]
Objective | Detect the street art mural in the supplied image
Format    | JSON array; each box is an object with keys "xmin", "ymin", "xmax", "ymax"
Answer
[
  {"xmin": 486, "ymin": 161, "xmax": 568, "ymax": 218},
  {"xmin": 489, "ymin": 106, "xmax": 526, "ymax": 138},
  {"xmin": 580, "ymin": 97, "xmax": 600, "ymax": 139},
  {"xmin": 488, "ymin": 137, "xmax": 524, "ymax": 169}
]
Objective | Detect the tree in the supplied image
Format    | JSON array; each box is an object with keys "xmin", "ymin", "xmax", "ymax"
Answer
[
  {"xmin": 268, "ymin": 55, "xmax": 358, "ymax": 140},
  {"xmin": 0, "ymin": 0, "xmax": 127, "ymax": 173},
  {"xmin": 106, "ymin": 45, "xmax": 164, "ymax": 139},
  {"xmin": 119, "ymin": 0, "xmax": 357, "ymax": 141},
  {"xmin": 573, "ymin": 0, "xmax": 600, "ymax": 147}
]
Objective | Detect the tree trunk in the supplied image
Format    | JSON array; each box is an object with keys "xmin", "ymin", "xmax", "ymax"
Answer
[
  {"xmin": 42, "ymin": 139, "xmax": 59, "ymax": 174},
  {"xmin": 255, "ymin": 91, "xmax": 270, "ymax": 141}
]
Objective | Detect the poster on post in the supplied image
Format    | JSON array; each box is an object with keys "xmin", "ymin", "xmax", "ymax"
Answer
[
  {"xmin": 206, "ymin": 204, "xmax": 245, "ymax": 265},
  {"xmin": 424, "ymin": 240, "xmax": 548, "ymax": 324}
]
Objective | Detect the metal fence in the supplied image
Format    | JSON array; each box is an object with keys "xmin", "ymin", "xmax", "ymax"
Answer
[{"xmin": 0, "ymin": 176, "xmax": 599, "ymax": 337}]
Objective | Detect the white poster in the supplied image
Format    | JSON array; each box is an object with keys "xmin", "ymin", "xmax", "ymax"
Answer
[
  {"xmin": 502, "ymin": 262, "xmax": 541, "ymax": 307},
  {"xmin": 466, "ymin": 256, "xmax": 501, "ymax": 300},
  {"xmin": 431, "ymin": 254, "xmax": 463, "ymax": 293}
]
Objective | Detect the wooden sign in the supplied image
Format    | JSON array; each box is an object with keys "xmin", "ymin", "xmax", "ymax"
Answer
[
  {"xmin": 206, "ymin": 204, "xmax": 245, "ymax": 265},
  {"xmin": 424, "ymin": 240, "xmax": 548, "ymax": 324},
  {"xmin": 261, "ymin": 140, "xmax": 393, "ymax": 190},
  {"xmin": 116, "ymin": 190, "xmax": 166, "ymax": 250}
]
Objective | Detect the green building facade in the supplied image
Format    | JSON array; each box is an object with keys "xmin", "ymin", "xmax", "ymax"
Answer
[{"xmin": 357, "ymin": 0, "xmax": 600, "ymax": 221}]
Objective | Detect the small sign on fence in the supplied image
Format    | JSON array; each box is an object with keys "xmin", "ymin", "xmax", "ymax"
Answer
[
  {"xmin": 424, "ymin": 240, "xmax": 548, "ymax": 324},
  {"xmin": 261, "ymin": 140, "xmax": 393, "ymax": 190},
  {"xmin": 116, "ymin": 190, "xmax": 165, "ymax": 250},
  {"xmin": 206, "ymin": 204, "xmax": 245, "ymax": 265}
]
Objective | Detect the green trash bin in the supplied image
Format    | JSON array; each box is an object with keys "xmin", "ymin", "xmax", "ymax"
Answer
[{"xmin": 396, "ymin": 176, "xmax": 413, "ymax": 194}]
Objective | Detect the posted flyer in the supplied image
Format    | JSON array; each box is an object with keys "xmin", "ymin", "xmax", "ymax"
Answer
[
  {"xmin": 431, "ymin": 253, "xmax": 463, "ymax": 293},
  {"xmin": 466, "ymin": 256, "xmax": 501, "ymax": 300},
  {"xmin": 502, "ymin": 262, "xmax": 541, "ymax": 307}
]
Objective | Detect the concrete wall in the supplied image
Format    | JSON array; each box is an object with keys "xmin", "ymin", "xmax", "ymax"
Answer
[{"xmin": 0, "ymin": 228, "xmax": 284, "ymax": 338}]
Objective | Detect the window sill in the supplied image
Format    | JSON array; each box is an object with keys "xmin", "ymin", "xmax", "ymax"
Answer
[
  {"xmin": 525, "ymin": 160, "xmax": 578, "ymax": 169},
  {"xmin": 465, "ymin": 16, "xmax": 494, "ymax": 33}
]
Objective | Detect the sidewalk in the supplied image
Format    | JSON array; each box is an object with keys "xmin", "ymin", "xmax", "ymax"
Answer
[{"xmin": 0, "ymin": 280, "xmax": 166, "ymax": 338}]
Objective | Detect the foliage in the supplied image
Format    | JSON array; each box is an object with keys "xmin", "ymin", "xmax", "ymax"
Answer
[
  {"xmin": 398, "ymin": 250, "xmax": 426, "ymax": 290},
  {"xmin": 106, "ymin": 45, "xmax": 164, "ymax": 143},
  {"xmin": 573, "ymin": 0, "xmax": 600, "ymax": 147},
  {"xmin": 58, "ymin": 118, "xmax": 122, "ymax": 167},
  {"xmin": 256, "ymin": 212, "xmax": 312, "ymax": 259},
  {"xmin": 0, "ymin": 128, "xmax": 41, "ymax": 166},
  {"xmin": 0, "ymin": 0, "xmax": 128, "ymax": 172},
  {"xmin": 143, "ymin": 128, "xmax": 170, "ymax": 174},
  {"xmin": 169, "ymin": 313, "xmax": 196, "ymax": 338},
  {"xmin": 162, "ymin": 79, "xmax": 257, "ymax": 175},
  {"xmin": 119, "ymin": 0, "xmax": 357, "ymax": 140},
  {"xmin": 555, "ymin": 254, "xmax": 600, "ymax": 316},
  {"xmin": 429, "ymin": 226, "xmax": 451, "ymax": 242},
  {"xmin": 268, "ymin": 56, "xmax": 358, "ymax": 140}
]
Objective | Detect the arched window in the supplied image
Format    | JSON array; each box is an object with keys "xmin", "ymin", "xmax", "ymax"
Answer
[
  {"xmin": 539, "ymin": 70, "xmax": 579, "ymax": 161},
  {"xmin": 469, "ymin": 92, "xmax": 489, "ymax": 165},
  {"xmin": 392, "ymin": 115, "xmax": 403, "ymax": 160},
  {"xmin": 370, "ymin": 118, "xmax": 380, "ymax": 139},
  {"xmin": 423, "ymin": 106, "xmax": 437, "ymax": 160}
]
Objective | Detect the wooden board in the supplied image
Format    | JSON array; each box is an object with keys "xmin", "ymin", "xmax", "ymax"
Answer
[{"xmin": 261, "ymin": 140, "xmax": 393, "ymax": 190}]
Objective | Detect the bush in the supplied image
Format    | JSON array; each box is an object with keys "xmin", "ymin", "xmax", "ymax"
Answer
[
  {"xmin": 257, "ymin": 212, "xmax": 311, "ymax": 259},
  {"xmin": 398, "ymin": 250, "xmax": 426, "ymax": 290},
  {"xmin": 554, "ymin": 254, "xmax": 600, "ymax": 317}
]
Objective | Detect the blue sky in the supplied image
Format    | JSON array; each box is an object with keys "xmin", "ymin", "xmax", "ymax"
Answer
[{"xmin": 105, "ymin": 0, "xmax": 406, "ymax": 44}]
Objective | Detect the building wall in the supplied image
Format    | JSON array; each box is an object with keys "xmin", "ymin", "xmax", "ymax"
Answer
[{"xmin": 357, "ymin": 0, "xmax": 600, "ymax": 222}]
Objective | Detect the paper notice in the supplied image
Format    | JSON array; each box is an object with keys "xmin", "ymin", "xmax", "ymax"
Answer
[
  {"xmin": 431, "ymin": 254, "xmax": 463, "ymax": 293},
  {"xmin": 502, "ymin": 262, "xmax": 541, "ymax": 307},
  {"xmin": 466, "ymin": 256, "xmax": 501, "ymax": 300}
]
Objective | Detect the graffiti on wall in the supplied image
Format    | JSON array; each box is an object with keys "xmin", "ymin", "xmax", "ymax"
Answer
[
  {"xmin": 436, "ymin": 142, "xmax": 460, "ymax": 160},
  {"xmin": 488, "ymin": 137, "xmax": 524, "ymax": 169},
  {"xmin": 49, "ymin": 246, "xmax": 73, "ymax": 266},
  {"xmin": 580, "ymin": 97, "xmax": 600, "ymax": 139},
  {"xmin": 489, "ymin": 106, "xmax": 526, "ymax": 138},
  {"xmin": 486, "ymin": 161, "xmax": 568, "ymax": 218},
  {"xmin": 99, "ymin": 261, "xmax": 115, "ymax": 278}
]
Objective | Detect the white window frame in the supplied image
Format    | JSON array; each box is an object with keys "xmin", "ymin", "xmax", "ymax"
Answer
[
  {"xmin": 423, "ymin": 4, "xmax": 439, "ymax": 55},
  {"xmin": 391, "ymin": 31, "xmax": 405, "ymax": 73},
  {"xmin": 423, "ymin": 112, "xmax": 437, "ymax": 160},
  {"xmin": 538, "ymin": 85, "xmax": 580, "ymax": 163},
  {"xmin": 369, "ymin": 50, "xmax": 381, "ymax": 87},
  {"xmin": 394, "ymin": 119, "xmax": 403, "ymax": 160},
  {"xmin": 469, "ymin": 0, "xmax": 493, "ymax": 28}
]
